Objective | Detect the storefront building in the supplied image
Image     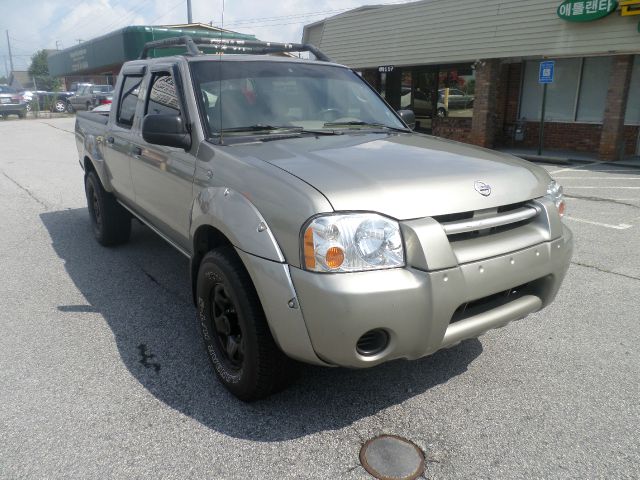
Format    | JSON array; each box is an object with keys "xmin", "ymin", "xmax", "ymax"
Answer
[
  {"xmin": 302, "ymin": 0, "xmax": 640, "ymax": 160},
  {"xmin": 47, "ymin": 24, "xmax": 256, "ymax": 89}
]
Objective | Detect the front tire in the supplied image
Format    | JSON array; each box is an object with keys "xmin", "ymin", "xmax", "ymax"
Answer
[
  {"xmin": 196, "ymin": 247, "xmax": 294, "ymax": 401},
  {"xmin": 84, "ymin": 171, "xmax": 131, "ymax": 246}
]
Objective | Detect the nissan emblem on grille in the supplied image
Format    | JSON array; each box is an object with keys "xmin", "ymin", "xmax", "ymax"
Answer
[{"xmin": 474, "ymin": 181, "xmax": 492, "ymax": 196}]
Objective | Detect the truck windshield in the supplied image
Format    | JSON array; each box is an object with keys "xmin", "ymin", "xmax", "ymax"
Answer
[{"xmin": 190, "ymin": 60, "xmax": 407, "ymax": 138}]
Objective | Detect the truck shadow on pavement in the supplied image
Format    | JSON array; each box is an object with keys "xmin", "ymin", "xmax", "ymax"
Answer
[{"xmin": 41, "ymin": 208, "xmax": 483, "ymax": 441}]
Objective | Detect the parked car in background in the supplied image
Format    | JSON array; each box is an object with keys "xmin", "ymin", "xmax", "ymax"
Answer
[
  {"xmin": 22, "ymin": 90, "xmax": 75, "ymax": 113},
  {"xmin": 68, "ymin": 84, "xmax": 114, "ymax": 112},
  {"xmin": 439, "ymin": 88, "xmax": 474, "ymax": 111},
  {"xmin": 401, "ymin": 87, "xmax": 447, "ymax": 119},
  {"xmin": 0, "ymin": 85, "xmax": 27, "ymax": 119}
]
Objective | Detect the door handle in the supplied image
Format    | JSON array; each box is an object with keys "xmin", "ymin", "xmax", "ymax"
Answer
[
  {"xmin": 132, "ymin": 146, "xmax": 142, "ymax": 156},
  {"xmin": 107, "ymin": 136, "xmax": 114, "ymax": 144}
]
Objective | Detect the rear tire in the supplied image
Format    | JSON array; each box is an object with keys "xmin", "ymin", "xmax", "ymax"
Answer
[
  {"xmin": 84, "ymin": 171, "xmax": 131, "ymax": 246},
  {"xmin": 196, "ymin": 247, "xmax": 295, "ymax": 401},
  {"xmin": 66, "ymin": 102, "xmax": 74, "ymax": 113},
  {"xmin": 18, "ymin": 111, "xmax": 26, "ymax": 119},
  {"xmin": 52, "ymin": 100, "xmax": 66, "ymax": 113}
]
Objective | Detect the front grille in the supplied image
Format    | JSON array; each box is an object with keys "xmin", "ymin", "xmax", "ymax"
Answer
[{"xmin": 434, "ymin": 201, "xmax": 540, "ymax": 242}]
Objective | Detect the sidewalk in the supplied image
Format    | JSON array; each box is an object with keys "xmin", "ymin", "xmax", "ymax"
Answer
[{"xmin": 499, "ymin": 147, "xmax": 640, "ymax": 169}]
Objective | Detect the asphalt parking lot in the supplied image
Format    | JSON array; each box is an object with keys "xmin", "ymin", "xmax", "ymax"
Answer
[{"xmin": 1, "ymin": 117, "xmax": 638, "ymax": 479}]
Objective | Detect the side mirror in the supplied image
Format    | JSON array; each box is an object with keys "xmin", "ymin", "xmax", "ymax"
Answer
[
  {"xmin": 397, "ymin": 109, "xmax": 416, "ymax": 130},
  {"xmin": 142, "ymin": 114, "xmax": 191, "ymax": 150}
]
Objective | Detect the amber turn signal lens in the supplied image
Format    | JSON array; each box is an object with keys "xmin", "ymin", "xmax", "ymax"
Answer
[
  {"xmin": 325, "ymin": 246, "xmax": 345, "ymax": 269},
  {"xmin": 304, "ymin": 227, "xmax": 316, "ymax": 269},
  {"xmin": 558, "ymin": 201, "xmax": 566, "ymax": 217}
]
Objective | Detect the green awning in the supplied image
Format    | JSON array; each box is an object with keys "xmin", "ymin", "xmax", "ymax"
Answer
[{"xmin": 48, "ymin": 25, "xmax": 256, "ymax": 76}]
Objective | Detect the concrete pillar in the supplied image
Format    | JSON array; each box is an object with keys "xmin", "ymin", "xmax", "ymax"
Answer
[
  {"xmin": 469, "ymin": 59, "xmax": 501, "ymax": 148},
  {"xmin": 599, "ymin": 55, "xmax": 634, "ymax": 161}
]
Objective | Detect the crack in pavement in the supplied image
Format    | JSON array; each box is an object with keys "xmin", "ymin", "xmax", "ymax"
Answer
[
  {"xmin": 0, "ymin": 170, "xmax": 50, "ymax": 209},
  {"xmin": 40, "ymin": 120, "xmax": 75, "ymax": 134},
  {"xmin": 571, "ymin": 261, "xmax": 640, "ymax": 282},
  {"xmin": 140, "ymin": 267, "xmax": 189, "ymax": 303},
  {"xmin": 565, "ymin": 194, "xmax": 639, "ymax": 209}
]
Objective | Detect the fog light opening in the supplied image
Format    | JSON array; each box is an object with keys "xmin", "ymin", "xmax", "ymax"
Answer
[{"xmin": 356, "ymin": 329, "xmax": 389, "ymax": 357}]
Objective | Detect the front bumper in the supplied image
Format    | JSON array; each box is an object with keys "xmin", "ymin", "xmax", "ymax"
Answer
[{"xmin": 289, "ymin": 225, "xmax": 573, "ymax": 368}]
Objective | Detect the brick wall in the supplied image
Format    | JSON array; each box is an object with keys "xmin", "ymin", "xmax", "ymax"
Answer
[
  {"xmin": 599, "ymin": 55, "xmax": 635, "ymax": 160},
  {"xmin": 432, "ymin": 117, "xmax": 472, "ymax": 142},
  {"xmin": 624, "ymin": 125, "xmax": 639, "ymax": 155}
]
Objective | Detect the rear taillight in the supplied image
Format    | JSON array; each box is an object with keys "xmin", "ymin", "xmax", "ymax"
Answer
[
  {"xmin": 11, "ymin": 96, "xmax": 21, "ymax": 102},
  {"xmin": 99, "ymin": 99, "xmax": 112, "ymax": 105}
]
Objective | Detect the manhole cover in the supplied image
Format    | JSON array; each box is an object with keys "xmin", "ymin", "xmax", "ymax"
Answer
[{"xmin": 359, "ymin": 434, "xmax": 425, "ymax": 480}]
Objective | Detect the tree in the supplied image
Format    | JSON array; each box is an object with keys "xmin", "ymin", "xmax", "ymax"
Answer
[
  {"xmin": 0, "ymin": 75, "xmax": 7, "ymax": 85},
  {"xmin": 28, "ymin": 50, "xmax": 60, "ymax": 92}
]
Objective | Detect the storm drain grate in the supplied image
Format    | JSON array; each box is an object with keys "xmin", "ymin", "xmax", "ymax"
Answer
[{"xmin": 359, "ymin": 434, "xmax": 425, "ymax": 480}]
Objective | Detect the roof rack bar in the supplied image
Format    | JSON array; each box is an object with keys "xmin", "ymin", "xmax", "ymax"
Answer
[
  {"xmin": 138, "ymin": 35, "xmax": 332, "ymax": 62},
  {"xmin": 139, "ymin": 36, "xmax": 201, "ymax": 59}
]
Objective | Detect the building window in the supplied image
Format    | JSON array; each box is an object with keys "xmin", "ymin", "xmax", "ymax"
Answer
[
  {"xmin": 625, "ymin": 56, "xmax": 640, "ymax": 125},
  {"xmin": 576, "ymin": 56, "xmax": 612, "ymax": 123},
  {"xmin": 438, "ymin": 65, "xmax": 475, "ymax": 118},
  {"xmin": 520, "ymin": 57, "xmax": 613, "ymax": 123}
]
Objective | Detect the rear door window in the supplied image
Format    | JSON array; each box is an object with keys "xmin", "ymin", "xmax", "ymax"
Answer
[
  {"xmin": 117, "ymin": 75, "xmax": 143, "ymax": 128},
  {"xmin": 145, "ymin": 73, "xmax": 180, "ymax": 116}
]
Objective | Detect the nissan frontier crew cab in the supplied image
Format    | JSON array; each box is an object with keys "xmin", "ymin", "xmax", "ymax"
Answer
[{"xmin": 75, "ymin": 37, "xmax": 573, "ymax": 401}]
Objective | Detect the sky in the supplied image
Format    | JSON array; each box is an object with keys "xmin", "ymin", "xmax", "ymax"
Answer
[{"xmin": 0, "ymin": 0, "xmax": 415, "ymax": 75}]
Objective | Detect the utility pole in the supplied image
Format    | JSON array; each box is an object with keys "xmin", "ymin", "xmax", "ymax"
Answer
[
  {"xmin": 5, "ymin": 30, "xmax": 14, "ymax": 73},
  {"xmin": 187, "ymin": 0, "xmax": 193, "ymax": 23},
  {"xmin": 3, "ymin": 56, "xmax": 9, "ymax": 78}
]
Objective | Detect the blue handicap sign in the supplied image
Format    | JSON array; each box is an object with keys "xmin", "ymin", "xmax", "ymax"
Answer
[{"xmin": 539, "ymin": 61, "xmax": 555, "ymax": 84}]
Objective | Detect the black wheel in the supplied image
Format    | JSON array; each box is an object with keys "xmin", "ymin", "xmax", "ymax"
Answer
[
  {"xmin": 18, "ymin": 111, "xmax": 26, "ymax": 119},
  {"xmin": 66, "ymin": 102, "xmax": 74, "ymax": 113},
  {"xmin": 196, "ymin": 247, "xmax": 294, "ymax": 401},
  {"xmin": 84, "ymin": 171, "xmax": 131, "ymax": 246},
  {"xmin": 86, "ymin": 102, "xmax": 92, "ymax": 111},
  {"xmin": 437, "ymin": 107, "xmax": 447, "ymax": 118}
]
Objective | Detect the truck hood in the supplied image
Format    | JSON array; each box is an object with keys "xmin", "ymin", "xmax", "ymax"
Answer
[{"xmin": 229, "ymin": 133, "xmax": 551, "ymax": 220}]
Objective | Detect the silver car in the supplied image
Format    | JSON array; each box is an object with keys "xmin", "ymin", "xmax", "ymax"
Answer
[
  {"xmin": 0, "ymin": 85, "xmax": 27, "ymax": 119},
  {"xmin": 76, "ymin": 39, "xmax": 572, "ymax": 401}
]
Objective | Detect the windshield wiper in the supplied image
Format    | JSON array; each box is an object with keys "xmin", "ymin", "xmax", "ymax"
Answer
[
  {"xmin": 220, "ymin": 125, "xmax": 342, "ymax": 135},
  {"xmin": 322, "ymin": 121, "xmax": 410, "ymax": 132},
  {"xmin": 221, "ymin": 125, "xmax": 302, "ymax": 133}
]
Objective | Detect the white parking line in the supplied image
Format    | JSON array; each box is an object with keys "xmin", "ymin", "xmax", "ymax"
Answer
[
  {"xmin": 564, "ymin": 216, "xmax": 633, "ymax": 230},
  {"xmin": 550, "ymin": 162, "xmax": 603, "ymax": 174},
  {"xmin": 557, "ymin": 177, "xmax": 640, "ymax": 180},
  {"xmin": 566, "ymin": 186, "xmax": 640, "ymax": 189}
]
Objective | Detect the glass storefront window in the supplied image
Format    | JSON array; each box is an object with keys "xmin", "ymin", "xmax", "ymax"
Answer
[
  {"xmin": 576, "ymin": 56, "xmax": 612, "ymax": 122},
  {"xmin": 521, "ymin": 56, "xmax": 616, "ymax": 124},
  {"xmin": 438, "ymin": 65, "xmax": 475, "ymax": 118},
  {"xmin": 520, "ymin": 58, "xmax": 581, "ymax": 122},
  {"xmin": 625, "ymin": 56, "xmax": 640, "ymax": 125}
]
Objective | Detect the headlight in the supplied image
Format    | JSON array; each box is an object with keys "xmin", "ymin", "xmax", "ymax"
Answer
[
  {"xmin": 302, "ymin": 213, "xmax": 405, "ymax": 272},
  {"xmin": 546, "ymin": 180, "xmax": 565, "ymax": 217}
]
